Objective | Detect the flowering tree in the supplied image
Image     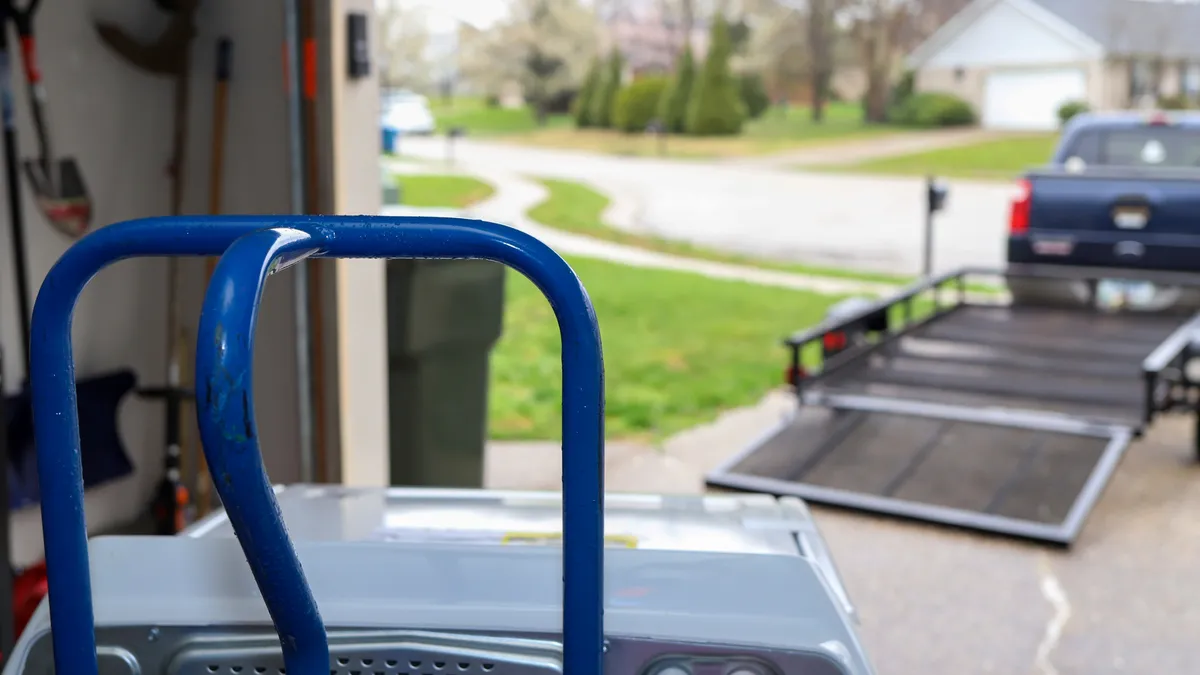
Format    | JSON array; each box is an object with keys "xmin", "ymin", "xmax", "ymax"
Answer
[{"xmin": 459, "ymin": 0, "xmax": 600, "ymax": 122}]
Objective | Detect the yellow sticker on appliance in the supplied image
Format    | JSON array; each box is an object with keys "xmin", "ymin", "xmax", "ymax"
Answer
[{"xmin": 501, "ymin": 532, "xmax": 639, "ymax": 549}]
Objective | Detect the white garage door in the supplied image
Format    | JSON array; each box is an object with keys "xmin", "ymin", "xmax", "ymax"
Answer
[{"xmin": 983, "ymin": 68, "xmax": 1087, "ymax": 131}]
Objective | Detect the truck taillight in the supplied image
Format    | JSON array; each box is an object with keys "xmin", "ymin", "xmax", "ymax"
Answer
[{"xmin": 1009, "ymin": 178, "xmax": 1031, "ymax": 234}]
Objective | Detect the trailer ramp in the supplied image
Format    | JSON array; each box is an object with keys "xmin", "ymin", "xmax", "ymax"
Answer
[{"xmin": 708, "ymin": 397, "xmax": 1133, "ymax": 545}]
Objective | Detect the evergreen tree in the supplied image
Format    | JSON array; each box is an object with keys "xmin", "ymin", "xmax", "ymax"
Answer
[
  {"xmin": 657, "ymin": 45, "xmax": 695, "ymax": 133},
  {"xmin": 573, "ymin": 58, "xmax": 602, "ymax": 127},
  {"xmin": 685, "ymin": 16, "xmax": 745, "ymax": 136},
  {"xmin": 589, "ymin": 50, "xmax": 623, "ymax": 129}
]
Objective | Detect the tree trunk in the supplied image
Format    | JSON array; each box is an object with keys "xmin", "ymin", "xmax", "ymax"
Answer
[
  {"xmin": 808, "ymin": 0, "xmax": 832, "ymax": 123},
  {"xmin": 864, "ymin": 65, "xmax": 889, "ymax": 123},
  {"xmin": 858, "ymin": 12, "xmax": 892, "ymax": 124}
]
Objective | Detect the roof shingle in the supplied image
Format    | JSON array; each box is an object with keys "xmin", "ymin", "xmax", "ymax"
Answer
[{"xmin": 1027, "ymin": 0, "xmax": 1200, "ymax": 58}]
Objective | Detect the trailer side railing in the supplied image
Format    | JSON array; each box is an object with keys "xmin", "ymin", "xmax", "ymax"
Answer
[
  {"xmin": 1141, "ymin": 314, "xmax": 1200, "ymax": 428},
  {"xmin": 783, "ymin": 267, "xmax": 984, "ymax": 398},
  {"xmin": 786, "ymin": 264, "xmax": 1200, "ymax": 428}
]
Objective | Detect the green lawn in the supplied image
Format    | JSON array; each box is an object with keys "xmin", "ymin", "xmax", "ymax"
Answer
[
  {"xmin": 429, "ymin": 97, "xmax": 572, "ymax": 136},
  {"xmin": 526, "ymin": 177, "xmax": 912, "ymax": 286},
  {"xmin": 433, "ymin": 98, "xmax": 901, "ymax": 159},
  {"xmin": 395, "ymin": 174, "xmax": 496, "ymax": 208},
  {"xmin": 823, "ymin": 134, "xmax": 1058, "ymax": 180},
  {"xmin": 488, "ymin": 255, "xmax": 843, "ymax": 441}
]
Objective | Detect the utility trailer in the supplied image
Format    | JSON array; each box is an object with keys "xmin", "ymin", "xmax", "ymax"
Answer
[{"xmin": 708, "ymin": 265, "xmax": 1200, "ymax": 546}]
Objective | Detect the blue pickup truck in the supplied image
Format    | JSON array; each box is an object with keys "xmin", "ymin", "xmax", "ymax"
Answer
[
  {"xmin": 1007, "ymin": 111, "xmax": 1200, "ymax": 306},
  {"xmin": 708, "ymin": 110, "xmax": 1200, "ymax": 547}
]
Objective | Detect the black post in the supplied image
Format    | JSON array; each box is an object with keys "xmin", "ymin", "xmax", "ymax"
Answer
[
  {"xmin": 923, "ymin": 175, "xmax": 935, "ymax": 278},
  {"xmin": 923, "ymin": 175, "xmax": 948, "ymax": 278},
  {"xmin": 647, "ymin": 119, "xmax": 666, "ymax": 157},
  {"xmin": 446, "ymin": 126, "xmax": 464, "ymax": 165}
]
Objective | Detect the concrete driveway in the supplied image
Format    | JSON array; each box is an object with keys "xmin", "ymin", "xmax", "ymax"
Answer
[
  {"xmin": 487, "ymin": 395, "xmax": 1200, "ymax": 675},
  {"xmin": 401, "ymin": 136, "xmax": 1016, "ymax": 276},
  {"xmin": 822, "ymin": 415, "xmax": 1200, "ymax": 675}
]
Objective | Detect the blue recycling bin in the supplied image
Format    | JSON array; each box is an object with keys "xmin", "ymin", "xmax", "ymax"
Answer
[{"xmin": 381, "ymin": 126, "xmax": 399, "ymax": 154}]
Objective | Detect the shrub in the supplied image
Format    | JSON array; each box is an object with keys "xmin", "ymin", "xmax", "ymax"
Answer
[
  {"xmin": 573, "ymin": 59, "xmax": 602, "ymax": 127},
  {"xmin": 1057, "ymin": 99, "xmax": 1090, "ymax": 125},
  {"xmin": 485, "ymin": 94, "xmax": 500, "ymax": 108},
  {"xmin": 889, "ymin": 70, "xmax": 916, "ymax": 110},
  {"xmin": 1158, "ymin": 94, "xmax": 1192, "ymax": 110},
  {"xmin": 658, "ymin": 45, "xmax": 696, "ymax": 133},
  {"xmin": 589, "ymin": 51, "xmax": 624, "ymax": 129},
  {"xmin": 547, "ymin": 89, "xmax": 576, "ymax": 115},
  {"xmin": 685, "ymin": 15, "xmax": 745, "ymax": 136},
  {"xmin": 890, "ymin": 92, "xmax": 975, "ymax": 127},
  {"xmin": 613, "ymin": 76, "xmax": 670, "ymax": 133},
  {"xmin": 738, "ymin": 73, "xmax": 771, "ymax": 119}
]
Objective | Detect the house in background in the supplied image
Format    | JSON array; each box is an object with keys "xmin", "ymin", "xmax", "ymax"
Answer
[
  {"xmin": 599, "ymin": 1, "xmax": 710, "ymax": 77},
  {"xmin": 906, "ymin": 0, "xmax": 1200, "ymax": 131}
]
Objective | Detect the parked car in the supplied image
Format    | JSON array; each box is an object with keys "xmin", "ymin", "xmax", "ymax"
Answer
[{"xmin": 381, "ymin": 90, "xmax": 436, "ymax": 136}]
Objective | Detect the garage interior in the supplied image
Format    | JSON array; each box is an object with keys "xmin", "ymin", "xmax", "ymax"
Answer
[{"xmin": 0, "ymin": 0, "xmax": 386, "ymax": 659}]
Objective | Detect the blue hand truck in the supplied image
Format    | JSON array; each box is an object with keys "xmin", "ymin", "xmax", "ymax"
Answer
[{"xmin": 12, "ymin": 215, "xmax": 874, "ymax": 675}]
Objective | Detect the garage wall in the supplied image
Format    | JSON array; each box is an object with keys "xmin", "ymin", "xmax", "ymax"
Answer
[
  {"xmin": 915, "ymin": 66, "xmax": 987, "ymax": 110},
  {"xmin": 1, "ymin": 0, "xmax": 311, "ymax": 566}
]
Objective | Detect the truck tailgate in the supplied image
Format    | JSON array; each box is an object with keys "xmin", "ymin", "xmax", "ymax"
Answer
[{"xmin": 1028, "ymin": 173, "xmax": 1200, "ymax": 236}]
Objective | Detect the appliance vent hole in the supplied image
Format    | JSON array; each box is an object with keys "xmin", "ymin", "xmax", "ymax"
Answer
[{"xmin": 205, "ymin": 656, "xmax": 508, "ymax": 675}]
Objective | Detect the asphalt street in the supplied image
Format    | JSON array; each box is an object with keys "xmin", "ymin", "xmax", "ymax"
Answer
[{"xmin": 400, "ymin": 136, "xmax": 1017, "ymax": 276}]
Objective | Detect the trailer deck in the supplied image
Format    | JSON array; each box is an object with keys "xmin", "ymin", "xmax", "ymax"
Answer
[
  {"xmin": 819, "ymin": 303, "xmax": 1182, "ymax": 425},
  {"xmin": 708, "ymin": 268, "xmax": 1200, "ymax": 545}
]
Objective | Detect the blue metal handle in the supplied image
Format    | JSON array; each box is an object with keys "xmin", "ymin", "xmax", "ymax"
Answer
[{"xmin": 30, "ymin": 215, "xmax": 606, "ymax": 675}]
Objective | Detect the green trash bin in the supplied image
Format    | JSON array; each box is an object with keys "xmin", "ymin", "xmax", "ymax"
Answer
[{"xmin": 386, "ymin": 257, "xmax": 506, "ymax": 487}]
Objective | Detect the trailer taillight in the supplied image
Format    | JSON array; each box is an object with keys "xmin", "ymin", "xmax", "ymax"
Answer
[
  {"xmin": 785, "ymin": 364, "xmax": 805, "ymax": 385},
  {"xmin": 1009, "ymin": 178, "xmax": 1031, "ymax": 234},
  {"xmin": 823, "ymin": 331, "xmax": 848, "ymax": 351}
]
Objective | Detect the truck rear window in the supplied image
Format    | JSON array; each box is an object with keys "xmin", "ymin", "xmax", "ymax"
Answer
[{"xmin": 1061, "ymin": 127, "xmax": 1200, "ymax": 168}]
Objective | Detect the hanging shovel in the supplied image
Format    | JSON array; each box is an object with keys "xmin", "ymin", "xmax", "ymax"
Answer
[{"xmin": 8, "ymin": 0, "xmax": 92, "ymax": 238}]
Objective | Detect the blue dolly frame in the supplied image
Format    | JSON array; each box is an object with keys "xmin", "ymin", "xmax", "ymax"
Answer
[{"xmin": 28, "ymin": 216, "xmax": 606, "ymax": 675}]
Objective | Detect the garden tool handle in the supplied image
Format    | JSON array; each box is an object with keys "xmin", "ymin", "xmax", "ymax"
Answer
[{"xmin": 29, "ymin": 215, "xmax": 606, "ymax": 675}]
